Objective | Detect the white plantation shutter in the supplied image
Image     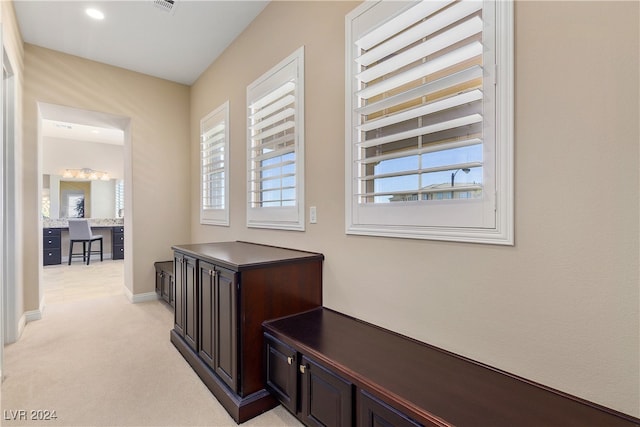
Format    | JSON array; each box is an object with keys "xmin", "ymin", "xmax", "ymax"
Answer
[
  {"xmin": 247, "ymin": 47, "xmax": 305, "ymax": 230},
  {"xmin": 346, "ymin": 0, "xmax": 513, "ymax": 244},
  {"xmin": 115, "ymin": 179, "xmax": 124, "ymax": 218},
  {"xmin": 200, "ymin": 101, "xmax": 229, "ymax": 226}
]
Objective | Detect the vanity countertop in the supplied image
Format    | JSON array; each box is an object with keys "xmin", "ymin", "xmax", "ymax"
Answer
[{"xmin": 43, "ymin": 218, "xmax": 124, "ymax": 228}]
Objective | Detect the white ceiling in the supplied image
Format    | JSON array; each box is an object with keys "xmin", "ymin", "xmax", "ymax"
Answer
[
  {"xmin": 15, "ymin": 0, "xmax": 269, "ymax": 143},
  {"xmin": 14, "ymin": 0, "xmax": 269, "ymax": 86},
  {"xmin": 42, "ymin": 119, "xmax": 125, "ymax": 145}
]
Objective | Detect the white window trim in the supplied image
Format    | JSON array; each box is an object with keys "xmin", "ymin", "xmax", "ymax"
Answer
[
  {"xmin": 246, "ymin": 46, "xmax": 305, "ymax": 231},
  {"xmin": 200, "ymin": 101, "xmax": 230, "ymax": 226},
  {"xmin": 345, "ymin": 0, "xmax": 513, "ymax": 245}
]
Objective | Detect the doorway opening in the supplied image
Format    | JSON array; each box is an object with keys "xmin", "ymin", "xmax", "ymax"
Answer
[{"xmin": 37, "ymin": 103, "xmax": 132, "ymax": 308}]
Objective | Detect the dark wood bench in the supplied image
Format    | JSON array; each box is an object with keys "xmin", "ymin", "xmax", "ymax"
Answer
[
  {"xmin": 263, "ymin": 307, "xmax": 639, "ymax": 427},
  {"xmin": 154, "ymin": 260, "xmax": 174, "ymax": 306}
]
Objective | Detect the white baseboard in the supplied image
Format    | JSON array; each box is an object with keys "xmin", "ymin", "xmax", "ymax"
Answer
[
  {"xmin": 17, "ymin": 305, "xmax": 43, "ymax": 339},
  {"xmin": 123, "ymin": 286, "xmax": 159, "ymax": 304},
  {"xmin": 25, "ymin": 308, "xmax": 42, "ymax": 322},
  {"xmin": 17, "ymin": 313, "xmax": 26, "ymax": 339}
]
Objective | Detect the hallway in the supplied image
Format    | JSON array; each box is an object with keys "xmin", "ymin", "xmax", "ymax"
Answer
[{"xmin": 1, "ymin": 261, "xmax": 300, "ymax": 426}]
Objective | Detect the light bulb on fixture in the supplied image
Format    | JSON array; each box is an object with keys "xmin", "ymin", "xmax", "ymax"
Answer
[{"xmin": 61, "ymin": 168, "xmax": 111, "ymax": 181}]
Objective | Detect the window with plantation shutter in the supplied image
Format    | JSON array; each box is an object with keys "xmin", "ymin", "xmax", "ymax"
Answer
[
  {"xmin": 247, "ymin": 47, "xmax": 305, "ymax": 231},
  {"xmin": 115, "ymin": 179, "xmax": 124, "ymax": 218},
  {"xmin": 346, "ymin": 0, "xmax": 513, "ymax": 244},
  {"xmin": 200, "ymin": 101, "xmax": 229, "ymax": 226}
]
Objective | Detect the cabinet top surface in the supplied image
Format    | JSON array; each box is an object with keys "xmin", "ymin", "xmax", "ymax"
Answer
[
  {"xmin": 172, "ymin": 241, "xmax": 323, "ymax": 270},
  {"xmin": 264, "ymin": 308, "xmax": 639, "ymax": 427},
  {"xmin": 43, "ymin": 218, "xmax": 123, "ymax": 228}
]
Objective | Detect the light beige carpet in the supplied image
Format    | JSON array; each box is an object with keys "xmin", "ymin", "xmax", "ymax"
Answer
[{"xmin": 1, "ymin": 260, "xmax": 301, "ymax": 426}]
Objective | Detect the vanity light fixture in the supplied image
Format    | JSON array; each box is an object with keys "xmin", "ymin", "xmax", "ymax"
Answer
[
  {"xmin": 85, "ymin": 8, "xmax": 105, "ymax": 20},
  {"xmin": 63, "ymin": 168, "xmax": 111, "ymax": 181}
]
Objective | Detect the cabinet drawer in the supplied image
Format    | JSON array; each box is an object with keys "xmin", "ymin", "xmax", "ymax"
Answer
[
  {"xmin": 359, "ymin": 390, "xmax": 423, "ymax": 427},
  {"xmin": 113, "ymin": 226, "xmax": 124, "ymax": 234},
  {"xmin": 43, "ymin": 235, "xmax": 61, "ymax": 249},
  {"xmin": 112, "ymin": 245, "xmax": 124, "ymax": 260},
  {"xmin": 43, "ymin": 249, "xmax": 61, "ymax": 266},
  {"xmin": 43, "ymin": 228, "xmax": 61, "ymax": 237},
  {"xmin": 113, "ymin": 234, "xmax": 124, "ymax": 244}
]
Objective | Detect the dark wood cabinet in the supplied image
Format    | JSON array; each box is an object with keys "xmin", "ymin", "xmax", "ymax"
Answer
[
  {"xmin": 154, "ymin": 261, "xmax": 174, "ymax": 306},
  {"xmin": 264, "ymin": 308, "xmax": 640, "ymax": 427},
  {"xmin": 170, "ymin": 241, "xmax": 323, "ymax": 424},
  {"xmin": 112, "ymin": 226, "xmax": 124, "ymax": 259},
  {"xmin": 43, "ymin": 228, "xmax": 62, "ymax": 265},
  {"xmin": 43, "ymin": 225, "xmax": 124, "ymax": 265}
]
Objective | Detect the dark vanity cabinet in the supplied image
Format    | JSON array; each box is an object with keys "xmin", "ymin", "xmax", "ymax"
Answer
[
  {"xmin": 42, "ymin": 224, "xmax": 124, "ymax": 266},
  {"xmin": 112, "ymin": 226, "xmax": 124, "ymax": 259},
  {"xmin": 170, "ymin": 241, "xmax": 323, "ymax": 424},
  {"xmin": 43, "ymin": 228, "xmax": 62, "ymax": 265}
]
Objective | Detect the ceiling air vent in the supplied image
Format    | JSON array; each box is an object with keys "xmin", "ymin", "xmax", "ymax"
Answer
[{"xmin": 153, "ymin": 0, "xmax": 176, "ymax": 15}]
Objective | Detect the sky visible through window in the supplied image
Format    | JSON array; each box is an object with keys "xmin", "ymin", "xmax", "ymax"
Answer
[{"xmin": 372, "ymin": 143, "xmax": 483, "ymax": 202}]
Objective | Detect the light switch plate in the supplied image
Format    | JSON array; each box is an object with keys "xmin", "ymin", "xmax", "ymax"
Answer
[{"xmin": 310, "ymin": 206, "xmax": 317, "ymax": 224}]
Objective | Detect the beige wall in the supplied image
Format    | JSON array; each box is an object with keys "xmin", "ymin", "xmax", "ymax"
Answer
[
  {"xmin": 23, "ymin": 45, "xmax": 191, "ymax": 307},
  {"xmin": 190, "ymin": 0, "xmax": 640, "ymax": 417}
]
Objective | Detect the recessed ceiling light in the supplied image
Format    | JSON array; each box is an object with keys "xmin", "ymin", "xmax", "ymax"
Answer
[{"xmin": 86, "ymin": 8, "xmax": 104, "ymax": 20}]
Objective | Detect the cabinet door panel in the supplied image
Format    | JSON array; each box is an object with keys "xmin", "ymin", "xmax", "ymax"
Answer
[
  {"xmin": 173, "ymin": 253, "xmax": 185, "ymax": 337},
  {"xmin": 161, "ymin": 273, "xmax": 172, "ymax": 303},
  {"xmin": 184, "ymin": 255, "xmax": 198, "ymax": 351},
  {"xmin": 199, "ymin": 261, "xmax": 216, "ymax": 368},
  {"xmin": 155, "ymin": 270, "xmax": 162, "ymax": 295},
  {"xmin": 301, "ymin": 356, "xmax": 353, "ymax": 427},
  {"xmin": 265, "ymin": 334, "xmax": 298, "ymax": 413},
  {"xmin": 215, "ymin": 268, "xmax": 238, "ymax": 391},
  {"xmin": 359, "ymin": 390, "xmax": 423, "ymax": 427}
]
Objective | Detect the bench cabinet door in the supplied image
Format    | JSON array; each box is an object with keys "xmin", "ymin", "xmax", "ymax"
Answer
[
  {"xmin": 359, "ymin": 390, "xmax": 424, "ymax": 427},
  {"xmin": 300, "ymin": 356, "xmax": 353, "ymax": 427},
  {"xmin": 265, "ymin": 334, "xmax": 298, "ymax": 414}
]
